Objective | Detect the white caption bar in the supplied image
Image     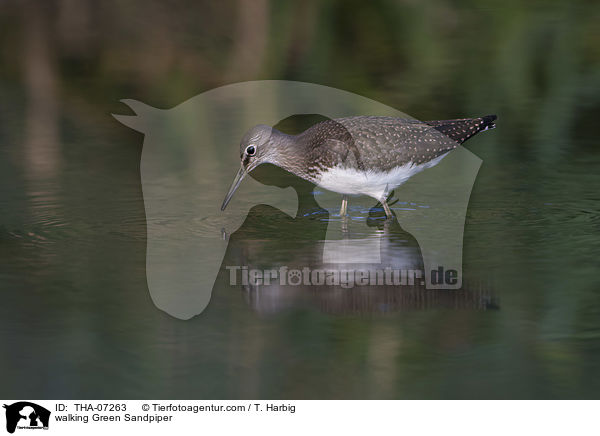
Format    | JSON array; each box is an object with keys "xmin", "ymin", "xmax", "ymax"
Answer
[{"xmin": 1, "ymin": 400, "xmax": 597, "ymax": 435}]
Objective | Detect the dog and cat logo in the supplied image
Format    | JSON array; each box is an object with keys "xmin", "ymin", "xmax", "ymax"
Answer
[{"xmin": 3, "ymin": 402, "xmax": 50, "ymax": 433}]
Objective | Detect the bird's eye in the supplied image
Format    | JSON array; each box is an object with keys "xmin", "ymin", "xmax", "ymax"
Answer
[{"xmin": 245, "ymin": 145, "xmax": 256, "ymax": 156}]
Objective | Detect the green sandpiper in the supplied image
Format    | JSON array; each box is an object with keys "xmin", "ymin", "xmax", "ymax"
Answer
[{"xmin": 221, "ymin": 115, "xmax": 497, "ymax": 218}]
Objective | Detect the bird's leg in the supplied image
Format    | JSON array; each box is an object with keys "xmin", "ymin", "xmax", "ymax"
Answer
[
  {"xmin": 339, "ymin": 195, "xmax": 348, "ymax": 216},
  {"xmin": 380, "ymin": 197, "xmax": 393, "ymax": 219},
  {"xmin": 341, "ymin": 216, "xmax": 349, "ymax": 233}
]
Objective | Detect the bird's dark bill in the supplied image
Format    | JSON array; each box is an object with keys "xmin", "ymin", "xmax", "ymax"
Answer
[{"xmin": 221, "ymin": 165, "xmax": 247, "ymax": 211}]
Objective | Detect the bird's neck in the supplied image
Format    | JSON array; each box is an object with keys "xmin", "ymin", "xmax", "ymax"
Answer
[{"xmin": 268, "ymin": 130, "xmax": 310, "ymax": 178}]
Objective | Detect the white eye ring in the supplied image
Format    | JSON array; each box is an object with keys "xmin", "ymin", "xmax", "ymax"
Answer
[{"xmin": 245, "ymin": 145, "xmax": 256, "ymax": 156}]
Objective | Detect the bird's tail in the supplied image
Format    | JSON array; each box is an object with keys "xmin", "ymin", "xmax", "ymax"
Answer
[{"xmin": 426, "ymin": 115, "xmax": 497, "ymax": 144}]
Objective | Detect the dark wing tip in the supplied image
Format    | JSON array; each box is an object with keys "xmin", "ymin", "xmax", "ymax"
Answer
[
  {"xmin": 425, "ymin": 114, "xmax": 497, "ymax": 144},
  {"xmin": 480, "ymin": 114, "xmax": 497, "ymax": 131},
  {"xmin": 482, "ymin": 114, "xmax": 497, "ymax": 126}
]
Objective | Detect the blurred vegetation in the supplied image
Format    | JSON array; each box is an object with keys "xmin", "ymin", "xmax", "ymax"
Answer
[{"xmin": 1, "ymin": 0, "xmax": 599, "ymax": 151}]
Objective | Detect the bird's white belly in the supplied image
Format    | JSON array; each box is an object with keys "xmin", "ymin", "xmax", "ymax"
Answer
[{"xmin": 316, "ymin": 152, "xmax": 449, "ymax": 200}]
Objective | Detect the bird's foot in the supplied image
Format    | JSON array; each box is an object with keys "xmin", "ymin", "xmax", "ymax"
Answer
[{"xmin": 381, "ymin": 198, "xmax": 394, "ymax": 219}]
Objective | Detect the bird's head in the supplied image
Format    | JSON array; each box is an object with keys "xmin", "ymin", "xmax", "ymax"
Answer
[{"xmin": 221, "ymin": 124, "xmax": 279, "ymax": 211}]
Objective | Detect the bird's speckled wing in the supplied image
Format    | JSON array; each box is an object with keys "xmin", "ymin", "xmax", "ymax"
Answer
[
  {"xmin": 298, "ymin": 115, "xmax": 494, "ymax": 173},
  {"xmin": 298, "ymin": 116, "xmax": 454, "ymax": 173}
]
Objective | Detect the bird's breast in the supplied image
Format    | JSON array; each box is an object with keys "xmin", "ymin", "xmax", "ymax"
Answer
[{"xmin": 316, "ymin": 152, "xmax": 450, "ymax": 199}]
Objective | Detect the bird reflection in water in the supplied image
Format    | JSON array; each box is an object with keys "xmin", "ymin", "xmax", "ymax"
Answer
[{"xmin": 218, "ymin": 115, "xmax": 497, "ymax": 315}]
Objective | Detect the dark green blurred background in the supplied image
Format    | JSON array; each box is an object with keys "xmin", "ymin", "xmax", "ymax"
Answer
[{"xmin": 1, "ymin": 0, "xmax": 599, "ymax": 399}]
